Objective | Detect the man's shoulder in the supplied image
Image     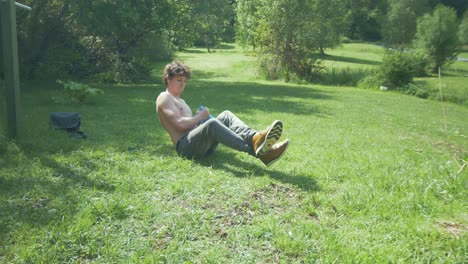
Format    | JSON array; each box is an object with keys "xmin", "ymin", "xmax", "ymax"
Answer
[
  {"xmin": 157, "ymin": 91, "xmax": 180, "ymax": 113},
  {"xmin": 156, "ymin": 91, "xmax": 171, "ymax": 104},
  {"xmin": 157, "ymin": 91, "xmax": 170, "ymax": 99}
]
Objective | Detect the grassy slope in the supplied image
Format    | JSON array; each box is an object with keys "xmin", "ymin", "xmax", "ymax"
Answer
[
  {"xmin": 0, "ymin": 44, "xmax": 467, "ymax": 263},
  {"xmin": 324, "ymin": 43, "xmax": 467, "ymax": 105},
  {"xmin": 323, "ymin": 43, "xmax": 384, "ymax": 69}
]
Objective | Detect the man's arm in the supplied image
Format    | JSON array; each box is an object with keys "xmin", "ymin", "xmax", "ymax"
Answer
[{"xmin": 156, "ymin": 93, "xmax": 208, "ymax": 132}]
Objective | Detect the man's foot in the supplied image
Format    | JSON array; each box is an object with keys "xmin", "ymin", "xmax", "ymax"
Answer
[
  {"xmin": 252, "ymin": 120, "xmax": 283, "ymax": 156},
  {"xmin": 258, "ymin": 139, "xmax": 290, "ymax": 166}
]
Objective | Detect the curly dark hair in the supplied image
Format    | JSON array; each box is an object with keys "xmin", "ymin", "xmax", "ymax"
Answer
[{"xmin": 163, "ymin": 61, "xmax": 191, "ymax": 86}]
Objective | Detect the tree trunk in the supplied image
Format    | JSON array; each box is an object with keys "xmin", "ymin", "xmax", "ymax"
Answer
[{"xmin": 205, "ymin": 34, "xmax": 211, "ymax": 53}]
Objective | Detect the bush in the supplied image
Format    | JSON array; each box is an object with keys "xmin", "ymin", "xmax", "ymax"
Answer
[
  {"xmin": 379, "ymin": 50, "xmax": 414, "ymax": 88},
  {"xmin": 358, "ymin": 49, "xmax": 431, "ymax": 93},
  {"xmin": 32, "ymin": 45, "xmax": 82, "ymax": 80},
  {"xmin": 294, "ymin": 57, "xmax": 325, "ymax": 83},
  {"xmin": 408, "ymin": 50, "xmax": 431, "ymax": 77},
  {"xmin": 57, "ymin": 80, "xmax": 104, "ymax": 103},
  {"xmin": 357, "ymin": 74, "xmax": 384, "ymax": 89},
  {"xmin": 257, "ymin": 53, "xmax": 283, "ymax": 80},
  {"xmin": 129, "ymin": 33, "xmax": 175, "ymax": 62},
  {"xmin": 401, "ymin": 83, "xmax": 430, "ymax": 98}
]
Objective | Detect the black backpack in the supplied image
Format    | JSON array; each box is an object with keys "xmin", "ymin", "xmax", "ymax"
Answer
[{"xmin": 49, "ymin": 112, "xmax": 87, "ymax": 139}]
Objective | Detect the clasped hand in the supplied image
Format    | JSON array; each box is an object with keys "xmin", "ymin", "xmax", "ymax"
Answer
[{"xmin": 197, "ymin": 107, "xmax": 211, "ymax": 120}]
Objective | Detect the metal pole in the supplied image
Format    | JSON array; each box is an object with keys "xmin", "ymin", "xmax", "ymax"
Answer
[
  {"xmin": 14, "ymin": 2, "xmax": 31, "ymax": 11},
  {"xmin": 1, "ymin": 0, "xmax": 21, "ymax": 138}
]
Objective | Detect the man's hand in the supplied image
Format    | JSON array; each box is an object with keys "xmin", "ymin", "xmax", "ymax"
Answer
[{"xmin": 197, "ymin": 107, "xmax": 211, "ymax": 121}]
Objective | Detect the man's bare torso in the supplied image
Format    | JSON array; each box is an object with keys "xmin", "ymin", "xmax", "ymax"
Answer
[{"xmin": 156, "ymin": 91, "xmax": 195, "ymax": 145}]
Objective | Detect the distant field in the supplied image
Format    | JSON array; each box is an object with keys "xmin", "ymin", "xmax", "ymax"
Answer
[
  {"xmin": 323, "ymin": 43, "xmax": 467, "ymax": 105},
  {"xmin": 323, "ymin": 43, "xmax": 384, "ymax": 69}
]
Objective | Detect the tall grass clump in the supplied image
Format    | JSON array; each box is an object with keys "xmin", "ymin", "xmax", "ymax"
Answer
[{"xmin": 318, "ymin": 67, "xmax": 377, "ymax": 86}]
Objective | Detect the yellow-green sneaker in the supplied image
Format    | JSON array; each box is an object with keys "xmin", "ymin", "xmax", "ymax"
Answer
[
  {"xmin": 251, "ymin": 120, "xmax": 283, "ymax": 156},
  {"xmin": 258, "ymin": 138, "xmax": 290, "ymax": 166}
]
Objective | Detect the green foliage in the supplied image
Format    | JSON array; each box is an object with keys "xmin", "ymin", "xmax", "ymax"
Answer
[
  {"xmin": 401, "ymin": 82, "xmax": 430, "ymax": 98},
  {"xmin": 459, "ymin": 11, "xmax": 468, "ymax": 45},
  {"xmin": 32, "ymin": 45, "xmax": 82, "ymax": 80},
  {"xmin": 12, "ymin": 0, "xmax": 237, "ymax": 81},
  {"xmin": 165, "ymin": 0, "xmax": 235, "ymax": 52},
  {"xmin": 248, "ymin": 0, "xmax": 349, "ymax": 81},
  {"xmin": 382, "ymin": 0, "xmax": 430, "ymax": 48},
  {"xmin": 379, "ymin": 50, "xmax": 415, "ymax": 88},
  {"xmin": 358, "ymin": 49, "xmax": 431, "ymax": 90},
  {"xmin": 235, "ymin": 0, "xmax": 260, "ymax": 49},
  {"xmin": 357, "ymin": 74, "xmax": 384, "ymax": 89},
  {"xmin": 56, "ymin": 80, "xmax": 104, "ymax": 103},
  {"xmin": 408, "ymin": 49, "xmax": 432, "ymax": 77},
  {"xmin": 318, "ymin": 67, "xmax": 376, "ymax": 86},
  {"xmin": 15, "ymin": 0, "xmax": 177, "ymax": 82},
  {"xmin": 413, "ymin": 4, "xmax": 461, "ymax": 72},
  {"xmin": 345, "ymin": 0, "xmax": 387, "ymax": 41},
  {"xmin": 304, "ymin": 0, "xmax": 350, "ymax": 54}
]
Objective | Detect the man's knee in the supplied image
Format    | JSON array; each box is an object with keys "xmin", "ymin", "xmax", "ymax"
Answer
[
  {"xmin": 217, "ymin": 110, "xmax": 233, "ymax": 119},
  {"xmin": 204, "ymin": 117, "xmax": 223, "ymax": 127}
]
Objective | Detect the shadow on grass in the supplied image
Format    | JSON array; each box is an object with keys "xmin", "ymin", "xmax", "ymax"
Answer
[
  {"xmin": 181, "ymin": 48, "xmax": 206, "ymax": 54},
  {"xmin": 0, "ymin": 82, "xmax": 175, "ymax": 237},
  {"xmin": 215, "ymin": 43, "xmax": 236, "ymax": 50},
  {"xmin": 442, "ymin": 68, "xmax": 468, "ymax": 77},
  {"xmin": 181, "ymin": 43, "xmax": 236, "ymax": 54},
  {"xmin": 185, "ymin": 80, "xmax": 332, "ymax": 117},
  {"xmin": 197, "ymin": 151, "xmax": 320, "ymax": 192},
  {"xmin": 0, "ymin": 149, "xmax": 118, "ymax": 242},
  {"xmin": 320, "ymin": 54, "xmax": 381, "ymax": 66},
  {"xmin": 190, "ymin": 70, "xmax": 230, "ymax": 80}
]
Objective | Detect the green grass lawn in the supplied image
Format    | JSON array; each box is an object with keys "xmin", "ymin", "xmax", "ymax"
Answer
[
  {"xmin": 0, "ymin": 44, "xmax": 467, "ymax": 263},
  {"xmin": 322, "ymin": 43, "xmax": 468, "ymax": 105},
  {"xmin": 323, "ymin": 42, "xmax": 384, "ymax": 69}
]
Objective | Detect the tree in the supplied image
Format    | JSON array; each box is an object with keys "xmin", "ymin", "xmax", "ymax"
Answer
[
  {"xmin": 254, "ymin": 0, "xmax": 317, "ymax": 81},
  {"xmin": 193, "ymin": 0, "xmax": 234, "ymax": 52},
  {"xmin": 345, "ymin": 0, "xmax": 388, "ymax": 41},
  {"xmin": 307, "ymin": 0, "xmax": 350, "ymax": 54},
  {"xmin": 458, "ymin": 11, "xmax": 468, "ymax": 45},
  {"xmin": 70, "ymin": 0, "xmax": 172, "ymax": 81},
  {"xmin": 413, "ymin": 4, "xmax": 460, "ymax": 72},
  {"xmin": 168, "ymin": 0, "xmax": 234, "ymax": 52},
  {"xmin": 240, "ymin": 0, "xmax": 349, "ymax": 81},
  {"xmin": 235, "ymin": 0, "xmax": 260, "ymax": 49},
  {"xmin": 14, "ymin": 0, "xmax": 174, "ymax": 82},
  {"xmin": 16, "ymin": 0, "xmax": 77, "ymax": 79},
  {"xmin": 382, "ymin": 0, "xmax": 430, "ymax": 48},
  {"xmin": 430, "ymin": 0, "xmax": 468, "ymax": 17}
]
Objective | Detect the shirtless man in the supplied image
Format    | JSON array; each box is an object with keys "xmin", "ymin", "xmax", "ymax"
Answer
[{"xmin": 155, "ymin": 61, "xmax": 290, "ymax": 166}]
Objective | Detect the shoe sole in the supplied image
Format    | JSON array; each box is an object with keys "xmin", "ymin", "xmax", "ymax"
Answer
[
  {"xmin": 256, "ymin": 120, "xmax": 283, "ymax": 156},
  {"xmin": 265, "ymin": 138, "xmax": 290, "ymax": 166}
]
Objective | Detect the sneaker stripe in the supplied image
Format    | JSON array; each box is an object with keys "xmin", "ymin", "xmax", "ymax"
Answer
[{"xmin": 257, "ymin": 120, "xmax": 283, "ymax": 155}]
